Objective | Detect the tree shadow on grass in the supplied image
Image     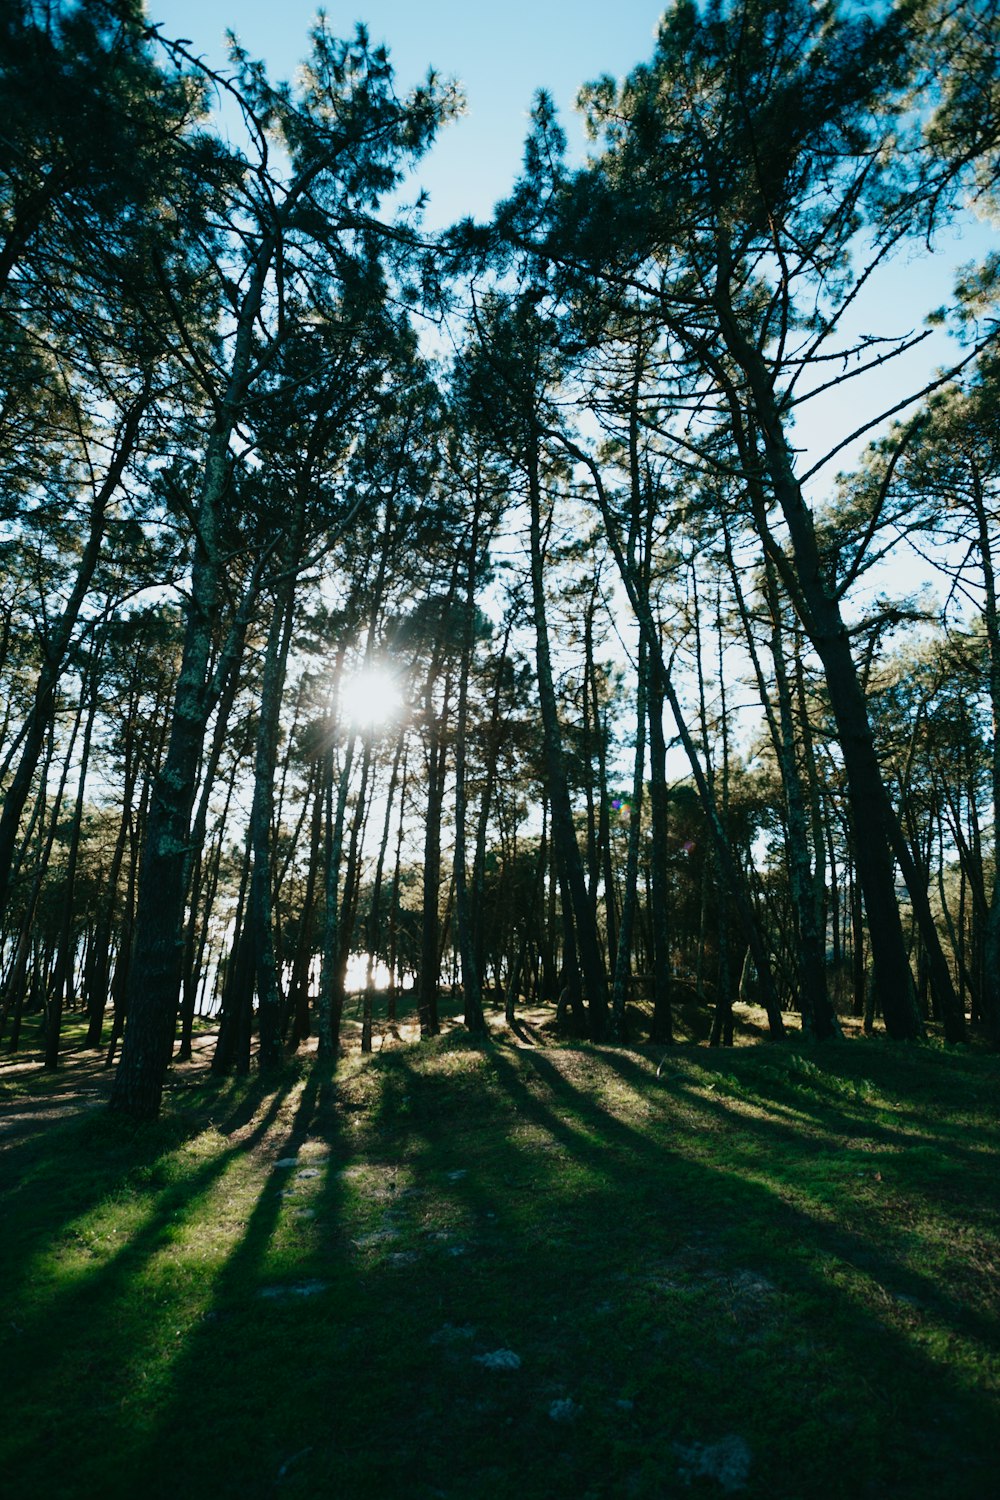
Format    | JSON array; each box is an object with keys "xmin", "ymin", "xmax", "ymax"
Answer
[
  {"xmin": 0, "ymin": 1069, "xmax": 305, "ymax": 1497},
  {"xmin": 125, "ymin": 1057, "xmax": 488, "ymax": 1500},
  {"xmin": 598, "ymin": 1048, "xmax": 1000, "ymax": 1330},
  {"xmin": 112, "ymin": 1066, "xmax": 347, "ymax": 1492},
  {"xmin": 0, "ymin": 1068, "xmax": 296, "ymax": 1276},
  {"xmin": 478, "ymin": 1045, "xmax": 998, "ymax": 1499},
  {"xmin": 3, "ymin": 1041, "xmax": 997, "ymax": 1500}
]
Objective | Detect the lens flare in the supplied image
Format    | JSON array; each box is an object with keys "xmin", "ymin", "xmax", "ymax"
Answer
[{"xmin": 339, "ymin": 665, "xmax": 402, "ymax": 730}]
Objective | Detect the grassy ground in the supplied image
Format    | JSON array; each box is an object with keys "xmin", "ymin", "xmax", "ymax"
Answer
[{"xmin": 1, "ymin": 1024, "xmax": 998, "ymax": 1499}]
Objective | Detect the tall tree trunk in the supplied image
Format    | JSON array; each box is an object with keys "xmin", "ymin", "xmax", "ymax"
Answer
[
  {"xmin": 386, "ymin": 752, "xmax": 408, "ymax": 1024},
  {"xmin": 470, "ymin": 614, "xmax": 513, "ymax": 989},
  {"xmin": 177, "ymin": 625, "xmax": 246, "ymax": 1060},
  {"xmin": 418, "ymin": 716, "xmax": 447, "ymax": 1039},
  {"xmin": 289, "ymin": 773, "xmax": 324, "ymax": 1046},
  {"xmin": 0, "ymin": 392, "xmax": 149, "ymax": 919},
  {"xmin": 110, "ymin": 226, "xmax": 277, "ymax": 1119},
  {"xmin": 318, "ymin": 734, "xmax": 356, "ymax": 1056},
  {"xmin": 647, "ymin": 651, "xmax": 674, "ymax": 1045},
  {"xmin": 764, "ymin": 568, "xmax": 837, "ymax": 1038},
  {"xmin": 712, "ymin": 301, "xmax": 919, "ymax": 1039},
  {"xmin": 212, "ymin": 831, "xmax": 255, "ymax": 1077},
  {"xmin": 527, "ymin": 433, "xmax": 609, "ymax": 1039},
  {"xmin": 1, "ymin": 716, "xmax": 63, "ymax": 1049},
  {"xmin": 105, "ymin": 769, "xmax": 155, "ymax": 1070},
  {"xmin": 562, "ymin": 436, "xmax": 784, "ymax": 1038},
  {"xmin": 454, "ymin": 497, "xmax": 488, "ymax": 1037},
  {"xmin": 362, "ymin": 736, "xmax": 405, "ymax": 1053},
  {"xmin": 45, "ymin": 662, "xmax": 100, "ymax": 1069},
  {"xmin": 610, "ymin": 637, "xmax": 647, "ymax": 1040},
  {"xmin": 252, "ymin": 587, "xmax": 297, "ymax": 1070},
  {"xmin": 970, "ymin": 458, "xmax": 1000, "ymax": 1042}
]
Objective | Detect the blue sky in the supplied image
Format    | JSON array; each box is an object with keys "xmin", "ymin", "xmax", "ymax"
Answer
[
  {"xmin": 147, "ymin": 1, "xmax": 666, "ymax": 226},
  {"xmin": 147, "ymin": 0, "xmax": 992, "ymax": 486}
]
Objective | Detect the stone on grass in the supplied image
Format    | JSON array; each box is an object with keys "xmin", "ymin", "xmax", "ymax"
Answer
[
  {"xmin": 275, "ymin": 1157, "xmax": 298, "ymax": 1168},
  {"xmin": 430, "ymin": 1323, "xmax": 477, "ymax": 1345},
  {"xmin": 388, "ymin": 1250, "xmax": 421, "ymax": 1267},
  {"xmin": 296, "ymin": 1168, "xmax": 321, "ymax": 1180},
  {"xmin": 258, "ymin": 1280, "xmax": 329, "ymax": 1299},
  {"xmin": 475, "ymin": 1349, "xmax": 521, "ymax": 1371},
  {"xmin": 549, "ymin": 1398, "xmax": 582, "ymax": 1423},
  {"xmin": 674, "ymin": 1434, "xmax": 752, "ymax": 1493},
  {"xmin": 728, "ymin": 1271, "xmax": 776, "ymax": 1300},
  {"xmin": 352, "ymin": 1229, "xmax": 399, "ymax": 1248}
]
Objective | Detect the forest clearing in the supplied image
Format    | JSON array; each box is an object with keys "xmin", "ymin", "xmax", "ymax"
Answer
[
  {"xmin": 4, "ymin": 0, "xmax": 1000, "ymax": 1492},
  {"xmin": 3, "ymin": 0, "xmax": 1000, "ymax": 1116}
]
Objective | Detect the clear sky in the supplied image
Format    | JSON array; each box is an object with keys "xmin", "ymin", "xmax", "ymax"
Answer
[
  {"xmin": 146, "ymin": 0, "xmax": 992, "ymax": 488},
  {"xmin": 146, "ymin": 1, "xmax": 667, "ymax": 226}
]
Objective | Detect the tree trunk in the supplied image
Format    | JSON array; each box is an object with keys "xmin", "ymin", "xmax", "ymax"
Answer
[
  {"xmin": 177, "ymin": 626, "xmax": 246, "ymax": 1060},
  {"xmin": 454, "ymin": 496, "xmax": 488, "ymax": 1037},
  {"xmin": 45, "ymin": 663, "xmax": 100, "ymax": 1069},
  {"xmin": 110, "ymin": 226, "xmax": 277, "ymax": 1120},
  {"xmin": 417, "ymin": 716, "xmax": 446, "ymax": 1039},
  {"xmin": 712, "ymin": 301, "xmax": 919, "ymax": 1039},
  {"xmin": 318, "ymin": 734, "xmax": 356, "ymax": 1056},
  {"xmin": 527, "ymin": 433, "xmax": 609, "ymax": 1039},
  {"xmin": 647, "ymin": 653, "xmax": 674, "ymax": 1045},
  {"xmin": 252, "ymin": 587, "xmax": 297, "ymax": 1070},
  {"xmin": 610, "ymin": 636, "xmax": 647, "ymax": 1040},
  {"xmin": 0, "ymin": 393, "xmax": 149, "ymax": 920}
]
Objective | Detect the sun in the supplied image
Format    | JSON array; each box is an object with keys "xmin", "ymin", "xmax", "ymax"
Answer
[{"xmin": 339, "ymin": 664, "xmax": 403, "ymax": 731}]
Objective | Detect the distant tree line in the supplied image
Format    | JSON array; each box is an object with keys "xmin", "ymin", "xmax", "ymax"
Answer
[{"xmin": 1, "ymin": 0, "xmax": 998, "ymax": 1118}]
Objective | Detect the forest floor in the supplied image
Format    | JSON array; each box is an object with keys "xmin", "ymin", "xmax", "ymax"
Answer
[{"xmin": 1, "ymin": 1012, "xmax": 998, "ymax": 1499}]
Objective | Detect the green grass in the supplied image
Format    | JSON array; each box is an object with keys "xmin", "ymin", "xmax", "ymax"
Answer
[{"xmin": 1, "ymin": 1036, "xmax": 998, "ymax": 1499}]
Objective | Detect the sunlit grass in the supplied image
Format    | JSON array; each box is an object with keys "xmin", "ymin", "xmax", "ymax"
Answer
[{"xmin": 1, "ymin": 1036, "xmax": 997, "ymax": 1498}]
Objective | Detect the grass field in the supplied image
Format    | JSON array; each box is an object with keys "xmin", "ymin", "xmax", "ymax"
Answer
[{"xmin": 1, "ymin": 1025, "xmax": 998, "ymax": 1498}]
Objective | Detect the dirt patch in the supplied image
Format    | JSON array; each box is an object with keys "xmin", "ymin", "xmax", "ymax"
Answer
[{"xmin": 0, "ymin": 1031, "xmax": 218, "ymax": 1146}]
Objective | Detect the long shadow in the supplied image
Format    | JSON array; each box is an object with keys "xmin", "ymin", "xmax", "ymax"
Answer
[
  {"xmin": 115, "ymin": 1060, "xmax": 370, "ymax": 1499},
  {"xmin": 684, "ymin": 1047, "xmax": 1000, "ymax": 1176},
  {"xmin": 490, "ymin": 1048, "xmax": 997, "ymax": 1482},
  {"xmin": 636, "ymin": 1045, "xmax": 1000, "ymax": 1233},
  {"xmin": 5, "ymin": 1040, "xmax": 997, "ymax": 1500},
  {"xmin": 128, "ymin": 1055, "xmax": 477, "ymax": 1499},
  {"xmin": 646, "ymin": 1043, "xmax": 1000, "ymax": 1174},
  {"xmin": 1, "ymin": 1071, "xmax": 300, "ymax": 1490},
  {"xmin": 1, "ymin": 1071, "xmax": 296, "ymax": 1299},
  {"xmin": 589, "ymin": 1046, "xmax": 1000, "ymax": 1342},
  {"xmin": 365, "ymin": 1042, "xmax": 995, "ymax": 1498}
]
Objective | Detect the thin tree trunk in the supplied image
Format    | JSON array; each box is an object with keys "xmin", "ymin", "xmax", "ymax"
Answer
[
  {"xmin": 177, "ymin": 626, "xmax": 246, "ymax": 1060},
  {"xmin": 45, "ymin": 661, "xmax": 100, "ymax": 1069},
  {"xmin": 712, "ymin": 304, "xmax": 919, "ymax": 1038},
  {"xmin": 610, "ymin": 637, "xmax": 647, "ymax": 1039},
  {"xmin": 362, "ymin": 736, "xmax": 405, "ymax": 1053},
  {"xmin": 0, "ymin": 391, "xmax": 150, "ymax": 918},
  {"xmin": 318, "ymin": 734, "xmax": 356, "ymax": 1056},
  {"xmin": 252, "ymin": 587, "xmax": 297, "ymax": 1070},
  {"xmin": 454, "ymin": 495, "xmax": 488, "ymax": 1036},
  {"xmin": 527, "ymin": 433, "xmax": 609, "ymax": 1039},
  {"xmin": 561, "ymin": 437, "xmax": 784, "ymax": 1038}
]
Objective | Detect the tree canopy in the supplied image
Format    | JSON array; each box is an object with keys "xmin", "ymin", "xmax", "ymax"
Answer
[{"xmin": 1, "ymin": 0, "xmax": 999, "ymax": 1119}]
